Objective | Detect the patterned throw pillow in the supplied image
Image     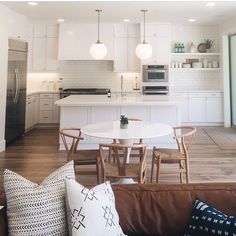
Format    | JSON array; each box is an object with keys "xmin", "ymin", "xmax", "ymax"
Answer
[
  {"xmin": 185, "ymin": 198, "xmax": 236, "ymax": 236},
  {"xmin": 4, "ymin": 161, "xmax": 75, "ymax": 236},
  {"xmin": 65, "ymin": 179, "xmax": 126, "ymax": 236}
]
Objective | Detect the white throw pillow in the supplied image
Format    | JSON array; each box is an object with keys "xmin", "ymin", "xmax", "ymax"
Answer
[
  {"xmin": 66, "ymin": 179, "xmax": 126, "ymax": 236},
  {"xmin": 4, "ymin": 161, "xmax": 75, "ymax": 236}
]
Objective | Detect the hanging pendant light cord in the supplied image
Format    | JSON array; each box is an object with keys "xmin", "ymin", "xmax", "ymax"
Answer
[
  {"xmin": 96, "ymin": 9, "xmax": 102, "ymax": 44},
  {"xmin": 141, "ymin": 9, "xmax": 147, "ymax": 44}
]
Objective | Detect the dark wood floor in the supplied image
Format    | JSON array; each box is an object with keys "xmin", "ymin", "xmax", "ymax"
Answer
[{"xmin": 0, "ymin": 127, "xmax": 236, "ymax": 188}]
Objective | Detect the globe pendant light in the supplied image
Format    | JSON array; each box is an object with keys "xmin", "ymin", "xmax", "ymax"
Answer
[
  {"xmin": 136, "ymin": 9, "xmax": 152, "ymax": 60},
  {"xmin": 90, "ymin": 9, "xmax": 107, "ymax": 59}
]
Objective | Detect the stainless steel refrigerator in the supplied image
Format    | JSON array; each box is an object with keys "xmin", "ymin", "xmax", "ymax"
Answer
[{"xmin": 5, "ymin": 39, "xmax": 28, "ymax": 143}]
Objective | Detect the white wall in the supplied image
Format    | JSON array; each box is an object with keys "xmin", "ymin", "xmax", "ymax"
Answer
[
  {"xmin": 0, "ymin": 4, "xmax": 9, "ymax": 152},
  {"xmin": 27, "ymin": 61, "xmax": 140, "ymax": 93},
  {"xmin": 0, "ymin": 4, "xmax": 28, "ymax": 152}
]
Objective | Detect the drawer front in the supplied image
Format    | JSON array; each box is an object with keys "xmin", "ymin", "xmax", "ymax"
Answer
[
  {"xmin": 189, "ymin": 93, "xmax": 205, "ymax": 98},
  {"xmin": 40, "ymin": 99, "xmax": 53, "ymax": 110},
  {"xmin": 39, "ymin": 111, "xmax": 53, "ymax": 123},
  {"xmin": 40, "ymin": 93, "xmax": 54, "ymax": 99},
  {"xmin": 205, "ymin": 92, "xmax": 222, "ymax": 98},
  {"xmin": 26, "ymin": 95, "xmax": 32, "ymax": 101},
  {"xmin": 53, "ymin": 93, "xmax": 60, "ymax": 99},
  {"xmin": 33, "ymin": 94, "xmax": 39, "ymax": 100},
  {"xmin": 171, "ymin": 92, "xmax": 188, "ymax": 98}
]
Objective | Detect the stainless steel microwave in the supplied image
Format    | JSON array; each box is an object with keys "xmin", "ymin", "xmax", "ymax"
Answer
[{"xmin": 142, "ymin": 65, "xmax": 169, "ymax": 82}]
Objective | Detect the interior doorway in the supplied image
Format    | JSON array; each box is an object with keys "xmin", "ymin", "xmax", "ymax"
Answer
[{"xmin": 229, "ymin": 34, "xmax": 236, "ymax": 127}]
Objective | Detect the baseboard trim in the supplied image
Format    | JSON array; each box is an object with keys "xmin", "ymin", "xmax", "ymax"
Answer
[{"xmin": 0, "ymin": 139, "xmax": 6, "ymax": 152}]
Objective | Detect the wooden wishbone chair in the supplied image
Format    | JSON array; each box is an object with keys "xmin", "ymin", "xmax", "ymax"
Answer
[
  {"xmin": 151, "ymin": 126, "xmax": 197, "ymax": 183},
  {"xmin": 59, "ymin": 128, "xmax": 100, "ymax": 183},
  {"xmin": 99, "ymin": 142, "xmax": 147, "ymax": 183}
]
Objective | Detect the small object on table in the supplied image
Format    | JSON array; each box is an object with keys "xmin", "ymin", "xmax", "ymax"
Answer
[
  {"xmin": 120, "ymin": 115, "xmax": 129, "ymax": 129},
  {"xmin": 182, "ymin": 63, "xmax": 191, "ymax": 68}
]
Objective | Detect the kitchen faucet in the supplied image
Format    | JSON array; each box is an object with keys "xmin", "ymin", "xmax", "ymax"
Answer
[{"xmin": 120, "ymin": 75, "xmax": 126, "ymax": 97}]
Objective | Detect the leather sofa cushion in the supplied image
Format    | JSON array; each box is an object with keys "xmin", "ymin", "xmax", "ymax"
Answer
[{"xmin": 112, "ymin": 183, "xmax": 236, "ymax": 236}]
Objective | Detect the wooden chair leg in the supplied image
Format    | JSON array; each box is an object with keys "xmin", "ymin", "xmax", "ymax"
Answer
[
  {"xmin": 185, "ymin": 158, "xmax": 190, "ymax": 184},
  {"xmin": 96, "ymin": 159, "xmax": 100, "ymax": 184},
  {"xmin": 155, "ymin": 155, "xmax": 161, "ymax": 183},
  {"xmin": 179, "ymin": 161, "xmax": 183, "ymax": 183},
  {"xmin": 150, "ymin": 148, "xmax": 156, "ymax": 183}
]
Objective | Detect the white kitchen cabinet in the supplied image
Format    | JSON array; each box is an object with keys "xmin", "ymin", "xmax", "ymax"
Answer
[
  {"xmin": 114, "ymin": 24, "xmax": 140, "ymax": 72},
  {"xmin": 46, "ymin": 37, "xmax": 59, "ymax": 71},
  {"xmin": 33, "ymin": 24, "xmax": 47, "ymax": 38},
  {"xmin": 188, "ymin": 97, "xmax": 205, "ymax": 122},
  {"xmin": 206, "ymin": 94, "xmax": 223, "ymax": 122},
  {"xmin": 32, "ymin": 37, "xmax": 47, "ymax": 71},
  {"xmin": 141, "ymin": 23, "xmax": 170, "ymax": 65},
  {"xmin": 39, "ymin": 93, "xmax": 59, "ymax": 124},
  {"xmin": 30, "ymin": 24, "xmax": 59, "ymax": 72},
  {"xmin": 172, "ymin": 92, "xmax": 223, "ymax": 124},
  {"xmin": 25, "ymin": 94, "xmax": 39, "ymax": 130},
  {"xmin": 58, "ymin": 23, "xmax": 114, "ymax": 60}
]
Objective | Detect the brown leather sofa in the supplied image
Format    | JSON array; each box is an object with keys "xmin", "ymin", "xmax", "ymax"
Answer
[{"xmin": 1, "ymin": 183, "xmax": 236, "ymax": 236}]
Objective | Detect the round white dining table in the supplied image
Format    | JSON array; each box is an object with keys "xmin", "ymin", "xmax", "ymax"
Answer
[
  {"xmin": 81, "ymin": 120, "xmax": 173, "ymax": 183},
  {"xmin": 81, "ymin": 120, "xmax": 173, "ymax": 142}
]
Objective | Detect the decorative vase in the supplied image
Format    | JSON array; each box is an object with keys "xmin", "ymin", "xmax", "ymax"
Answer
[
  {"xmin": 120, "ymin": 123, "xmax": 128, "ymax": 129},
  {"xmin": 189, "ymin": 42, "xmax": 196, "ymax": 53}
]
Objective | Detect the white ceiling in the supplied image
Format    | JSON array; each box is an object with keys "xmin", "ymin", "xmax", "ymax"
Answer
[{"xmin": 2, "ymin": 1, "xmax": 236, "ymax": 25}]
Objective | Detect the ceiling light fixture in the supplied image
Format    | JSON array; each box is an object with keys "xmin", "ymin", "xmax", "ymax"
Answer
[
  {"xmin": 206, "ymin": 2, "xmax": 215, "ymax": 7},
  {"xmin": 123, "ymin": 18, "xmax": 130, "ymax": 22},
  {"xmin": 57, "ymin": 19, "xmax": 65, "ymax": 22},
  {"xmin": 27, "ymin": 2, "xmax": 38, "ymax": 6},
  {"xmin": 188, "ymin": 18, "xmax": 196, "ymax": 22},
  {"xmin": 90, "ymin": 9, "xmax": 107, "ymax": 60},
  {"xmin": 135, "ymin": 10, "xmax": 152, "ymax": 60}
]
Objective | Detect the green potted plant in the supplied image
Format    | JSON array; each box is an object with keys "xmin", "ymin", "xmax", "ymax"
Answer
[
  {"xmin": 120, "ymin": 115, "xmax": 129, "ymax": 129},
  {"xmin": 205, "ymin": 39, "xmax": 214, "ymax": 52}
]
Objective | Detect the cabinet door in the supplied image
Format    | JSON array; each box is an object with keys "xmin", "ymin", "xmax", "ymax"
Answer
[
  {"xmin": 33, "ymin": 24, "xmax": 47, "ymax": 38},
  {"xmin": 47, "ymin": 24, "xmax": 59, "ymax": 38},
  {"xmin": 32, "ymin": 96, "xmax": 39, "ymax": 125},
  {"xmin": 206, "ymin": 97, "xmax": 223, "ymax": 122},
  {"xmin": 58, "ymin": 24, "xmax": 114, "ymax": 60},
  {"xmin": 127, "ymin": 37, "xmax": 140, "ymax": 72},
  {"xmin": 114, "ymin": 37, "xmax": 127, "ymax": 72},
  {"xmin": 32, "ymin": 38, "xmax": 46, "ymax": 71},
  {"xmin": 189, "ymin": 97, "xmax": 205, "ymax": 122},
  {"xmin": 156, "ymin": 36, "xmax": 170, "ymax": 64},
  {"xmin": 46, "ymin": 38, "xmax": 58, "ymax": 71},
  {"xmin": 25, "ymin": 101, "xmax": 31, "ymax": 130}
]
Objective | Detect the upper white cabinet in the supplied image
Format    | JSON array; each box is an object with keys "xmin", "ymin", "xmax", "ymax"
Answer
[
  {"xmin": 58, "ymin": 23, "xmax": 114, "ymax": 60},
  {"xmin": 29, "ymin": 24, "xmax": 59, "ymax": 72},
  {"xmin": 114, "ymin": 24, "xmax": 140, "ymax": 72},
  {"xmin": 141, "ymin": 23, "xmax": 171, "ymax": 65}
]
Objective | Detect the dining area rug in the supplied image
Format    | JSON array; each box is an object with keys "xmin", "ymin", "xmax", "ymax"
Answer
[{"xmin": 204, "ymin": 127, "xmax": 236, "ymax": 150}]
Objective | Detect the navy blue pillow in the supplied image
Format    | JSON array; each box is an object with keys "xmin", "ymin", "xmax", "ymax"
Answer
[{"xmin": 185, "ymin": 198, "xmax": 236, "ymax": 236}]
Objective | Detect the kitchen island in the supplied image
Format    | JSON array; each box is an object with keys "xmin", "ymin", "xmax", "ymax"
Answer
[{"xmin": 55, "ymin": 95, "xmax": 182, "ymax": 149}]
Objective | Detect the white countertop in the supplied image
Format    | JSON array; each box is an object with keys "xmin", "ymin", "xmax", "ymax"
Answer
[
  {"xmin": 27, "ymin": 90, "xmax": 60, "ymax": 96},
  {"xmin": 55, "ymin": 95, "xmax": 183, "ymax": 107}
]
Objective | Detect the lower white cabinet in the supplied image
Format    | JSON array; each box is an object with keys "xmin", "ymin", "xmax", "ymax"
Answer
[
  {"xmin": 39, "ymin": 93, "xmax": 60, "ymax": 124},
  {"xmin": 25, "ymin": 94, "xmax": 39, "ymax": 130},
  {"xmin": 172, "ymin": 92, "xmax": 224, "ymax": 124},
  {"xmin": 188, "ymin": 97, "xmax": 205, "ymax": 122},
  {"xmin": 25, "ymin": 92, "xmax": 59, "ymax": 128},
  {"xmin": 206, "ymin": 95, "xmax": 223, "ymax": 122}
]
